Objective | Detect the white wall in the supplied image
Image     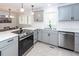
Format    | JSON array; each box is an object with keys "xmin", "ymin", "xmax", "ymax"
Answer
[
  {"xmin": 18, "ymin": 6, "xmax": 58, "ymax": 29},
  {"xmin": 32, "ymin": 6, "xmax": 79, "ymax": 29},
  {"xmin": 31, "ymin": 6, "xmax": 58, "ymax": 29},
  {"xmin": 18, "ymin": 6, "xmax": 79, "ymax": 30},
  {"xmin": 19, "ymin": 5, "xmax": 79, "ymax": 30}
]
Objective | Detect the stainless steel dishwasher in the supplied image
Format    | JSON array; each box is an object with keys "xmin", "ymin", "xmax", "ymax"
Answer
[{"xmin": 59, "ymin": 32, "xmax": 74, "ymax": 50}]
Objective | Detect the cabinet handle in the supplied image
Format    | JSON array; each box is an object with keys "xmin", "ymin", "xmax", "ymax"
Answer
[
  {"xmin": 71, "ymin": 17, "xmax": 74, "ymax": 20},
  {"xmin": 8, "ymin": 39, "xmax": 13, "ymax": 42},
  {"xmin": 0, "ymin": 51, "xmax": 1, "ymax": 56},
  {"xmin": 48, "ymin": 33, "xmax": 50, "ymax": 36}
]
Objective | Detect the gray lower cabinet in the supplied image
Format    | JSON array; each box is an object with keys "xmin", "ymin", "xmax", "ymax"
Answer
[
  {"xmin": 75, "ymin": 33, "xmax": 79, "ymax": 52},
  {"xmin": 49, "ymin": 31, "xmax": 58, "ymax": 46},
  {"xmin": 33, "ymin": 29, "xmax": 38, "ymax": 43},
  {"xmin": 58, "ymin": 32, "xmax": 65, "ymax": 47},
  {"xmin": 37, "ymin": 29, "xmax": 58, "ymax": 46},
  {"xmin": 0, "ymin": 36, "xmax": 18, "ymax": 56},
  {"xmin": 42, "ymin": 29, "xmax": 50, "ymax": 43},
  {"xmin": 41, "ymin": 29, "xmax": 58, "ymax": 46},
  {"xmin": 37, "ymin": 29, "xmax": 43, "ymax": 41}
]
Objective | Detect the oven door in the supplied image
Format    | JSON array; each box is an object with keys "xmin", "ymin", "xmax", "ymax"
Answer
[
  {"xmin": 19, "ymin": 34, "xmax": 33, "ymax": 56},
  {"xmin": 0, "ymin": 51, "xmax": 1, "ymax": 56}
]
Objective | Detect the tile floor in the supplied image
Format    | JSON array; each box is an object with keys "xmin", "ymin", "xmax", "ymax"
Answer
[{"xmin": 27, "ymin": 42, "xmax": 79, "ymax": 56}]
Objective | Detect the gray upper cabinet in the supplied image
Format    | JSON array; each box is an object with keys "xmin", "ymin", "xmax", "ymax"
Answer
[
  {"xmin": 58, "ymin": 3, "xmax": 79, "ymax": 21},
  {"xmin": 58, "ymin": 5, "xmax": 72, "ymax": 21},
  {"xmin": 72, "ymin": 4, "xmax": 79, "ymax": 21}
]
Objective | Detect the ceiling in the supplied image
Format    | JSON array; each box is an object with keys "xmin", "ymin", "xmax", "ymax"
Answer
[{"xmin": 0, "ymin": 3, "xmax": 73, "ymax": 13}]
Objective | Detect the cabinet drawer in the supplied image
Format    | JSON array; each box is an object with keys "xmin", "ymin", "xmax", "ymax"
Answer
[{"xmin": 0, "ymin": 36, "xmax": 18, "ymax": 49}]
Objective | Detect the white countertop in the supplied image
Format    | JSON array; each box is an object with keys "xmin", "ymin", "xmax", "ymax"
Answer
[
  {"xmin": 1, "ymin": 27, "xmax": 79, "ymax": 42},
  {"xmin": 0, "ymin": 31, "xmax": 18, "ymax": 42},
  {"xmin": 0, "ymin": 27, "xmax": 38, "ymax": 42},
  {"xmin": 57, "ymin": 28, "xmax": 79, "ymax": 33},
  {"xmin": 23, "ymin": 27, "xmax": 79, "ymax": 33}
]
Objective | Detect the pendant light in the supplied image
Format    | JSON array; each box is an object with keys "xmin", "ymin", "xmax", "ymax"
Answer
[
  {"xmin": 5, "ymin": 8, "xmax": 14, "ymax": 18},
  {"xmin": 20, "ymin": 3, "xmax": 24, "ymax": 12},
  {"xmin": 31, "ymin": 5, "xmax": 34, "ymax": 15}
]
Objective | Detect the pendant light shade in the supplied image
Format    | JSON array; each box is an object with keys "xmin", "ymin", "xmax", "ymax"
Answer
[
  {"xmin": 32, "ymin": 12, "xmax": 34, "ymax": 15},
  {"xmin": 5, "ymin": 8, "xmax": 14, "ymax": 18},
  {"xmin": 20, "ymin": 8, "xmax": 24, "ymax": 12},
  {"xmin": 20, "ymin": 3, "xmax": 24, "ymax": 12},
  {"xmin": 31, "ymin": 5, "xmax": 34, "ymax": 15}
]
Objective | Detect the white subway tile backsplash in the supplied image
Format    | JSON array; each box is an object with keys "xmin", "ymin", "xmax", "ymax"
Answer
[{"xmin": 58, "ymin": 21, "xmax": 79, "ymax": 29}]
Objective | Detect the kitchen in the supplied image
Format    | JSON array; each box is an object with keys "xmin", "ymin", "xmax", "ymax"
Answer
[{"xmin": 0, "ymin": 3, "xmax": 79, "ymax": 56}]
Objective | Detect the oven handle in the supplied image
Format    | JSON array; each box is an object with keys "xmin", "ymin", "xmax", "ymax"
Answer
[
  {"xmin": 20, "ymin": 34, "xmax": 33, "ymax": 41},
  {"xmin": 0, "ymin": 51, "xmax": 1, "ymax": 56}
]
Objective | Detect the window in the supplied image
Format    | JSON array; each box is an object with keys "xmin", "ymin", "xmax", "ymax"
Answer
[{"xmin": 19, "ymin": 15, "xmax": 33, "ymax": 25}]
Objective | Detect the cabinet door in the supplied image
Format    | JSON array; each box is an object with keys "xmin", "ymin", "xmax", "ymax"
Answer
[
  {"xmin": 42, "ymin": 30, "xmax": 50, "ymax": 43},
  {"xmin": 37, "ymin": 29, "xmax": 43, "ymax": 41},
  {"xmin": 75, "ymin": 33, "xmax": 79, "ymax": 52},
  {"xmin": 33, "ymin": 30, "xmax": 38, "ymax": 43},
  {"xmin": 1, "ymin": 37, "xmax": 18, "ymax": 56},
  {"xmin": 58, "ymin": 32, "xmax": 65, "ymax": 47},
  {"xmin": 1, "ymin": 44, "xmax": 18, "ymax": 56},
  {"xmin": 50, "ymin": 31, "xmax": 58, "ymax": 46},
  {"xmin": 72, "ymin": 3, "xmax": 79, "ymax": 21},
  {"xmin": 58, "ymin": 5, "xmax": 72, "ymax": 21}
]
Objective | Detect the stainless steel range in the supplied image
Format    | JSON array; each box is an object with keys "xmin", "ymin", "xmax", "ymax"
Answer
[{"xmin": 12, "ymin": 28, "xmax": 34, "ymax": 56}]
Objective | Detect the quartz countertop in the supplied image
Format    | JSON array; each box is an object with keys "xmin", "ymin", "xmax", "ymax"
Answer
[
  {"xmin": 0, "ymin": 27, "xmax": 38, "ymax": 42},
  {"xmin": 0, "ymin": 31, "xmax": 18, "ymax": 42},
  {"xmin": 57, "ymin": 28, "xmax": 79, "ymax": 33},
  {"xmin": 1, "ymin": 27, "xmax": 79, "ymax": 42}
]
